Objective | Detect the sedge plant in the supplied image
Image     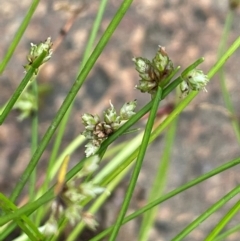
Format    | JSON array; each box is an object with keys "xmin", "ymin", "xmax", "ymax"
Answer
[{"xmin": 0, "ymin": 1, "xmax": 240, "ymax": 241}]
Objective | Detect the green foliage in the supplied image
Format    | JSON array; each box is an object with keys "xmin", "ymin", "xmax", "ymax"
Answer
[{"xmin": 0, "ymin": 1, "xmax": 240, "ymax": 241}]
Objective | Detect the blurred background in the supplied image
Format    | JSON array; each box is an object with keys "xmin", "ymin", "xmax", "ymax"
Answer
[{"xmin": 0, "ymin": 1, "xmax": 240, "ymax": 240}]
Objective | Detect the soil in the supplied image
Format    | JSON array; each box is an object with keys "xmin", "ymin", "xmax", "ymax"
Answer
[{"xmin": 0, "ymin": 1, "xmax": 240, "ymax": 241}]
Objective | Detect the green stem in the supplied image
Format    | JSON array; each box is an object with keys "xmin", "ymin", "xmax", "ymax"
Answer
[
  {"xmin": 29, "ymin": 79, "xmax": 38, "ymax": 202},
  {"xmin": 89, "ymin": 157, "xmax": 240, "ymax": 241},
  {"xmin": 0, "ymin": 51, "xmax": 47, "ymax": 125},
  {"xmin": 150, "ymin": 37, "xmax": 240, "ymax": 146},
  {"xmin": 44, "ymin": 107, "xmax": 71, "ymax": 188},
  {"xmin": 43, "ymin": 0, "xmax": 109, "ymax": 193},
  {"xmin": 66, "ymin": 154, "xmax": 134, "ymax": 241},
  {"xmin": 78, "ymin": 0, "xmax": 109, "ymax": 74},
  {"xmin": 139, "ymin": 118, "xmax": 178, "ymax": 241},
  {"xmin": 34, "ymin": 105, "xmax": 72, "ymax": 225},
  {"xmin": 2, "ymin": 35, "xmax": 239, "ymax": 238},
  {"xmin": 109, "ymin": 87, "xmax": 163, "ymax": 240},
  {"xmin": 208, "ymin": 36, "xmax": 240, "ymax": 80},
  {"xmin": 98, "ymin": 59, "xmax": 202, "ymax": 159},
  {"xmin": 9, "ymin": 0, "xmax": 134, "ymax": 203},
  {"xmin": 204, "ymin": 200, "xmax": 240, "ymax": 241},
  {"xmin": 181, "ymin": 57, "xmax": 204, "ymax": 77},
  {"xmin": 93, "ymin": 132, "xmax": 144, "ymax": 184},
  {"xmin": 1, "ymin": 156, "xmax": 240, "ymax": 234},
  {"xmin": 217, "ymin": 11, "xmax": 240, "ymax": 145},
  {"xmin": 42, "ymin": 0, "xmax": 109, "ymax": 196},
  {"xmin": 0, "ymin": 193, "xmax": 44, "ymax": 240},
  {"xmin": 99, "ymin": 76, "xmax": 183, "ymax": 155},
  {"xmin": 34, "ymin": 98, "xmax": 71, "ymax": 227},
  {"xmin": 218, "ymin": 11, "xmax": 234, "ymax": 56},
  {"xmin": 213, "ymin": 223, "xmax": 240, "ymax": 241},
  {"xmin": 171, "ymin": 185, "xmax": 240, "ymax": 241},
  {"xmin": 0, "ymin": 188, "xmax": 54, "ymax": 227},
  {"xmin": 68, "ymin": 38, "xmax": 239, "ymax": 239},
  {"xmin": 0, "ymin": 0, "xmax": 40, "ymax": 74},
  {"xmin": 89, "ymin": 41, "xmax": 239, "ymax": 197},
  {"xmin": 0, "ymin": 223, "xmax": 16, "ymax": 241}
]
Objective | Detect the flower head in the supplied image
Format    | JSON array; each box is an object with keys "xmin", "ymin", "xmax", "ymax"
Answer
[
  {"xmin": 104, "ymin": 101, "xmax": 118, "ymax": 124},
  {"xmin": 82, "ymin": 100, "xmax": 137, "ymax": 157},
  {"xmin": 132, "ymin": 57, "xmax": 153, "ymax": 81},
  {"xmin": 82, "ymin": 212, "xmax": 99, "ymax": 231},
  {"xmin": 79, "ymin": 182, "xmax": 105, "ymax": 199},
  {"xmin": 64, "ymin": 204, "xmax": 83, "ymax": 226},
  {"xmin": 82, "ymin": 113, "xmax": 100, "ymax": 131},
  {"xmin": 24, "ymin": 37, "xmax": 53, "ymax": 74},
  {"xmin": 43, "ymin": 216, "xmax": 58, "ymax": 236},
  {"xmin": 85, "ymin": 142, "xmax": 100, "ymax": 157},
  {"xmin": 179, "ymin": 80, "xmax": 190, "ymax": 97},
  {"xmin": 179, "ymin": 69, "xmax": 209, "ymax": 97},
  {"xmin": 120, "ymin": 100, "xmax": 137, "ymax": 120},
  {"xmin": 134, "ymin": 46, "xmax": 174, "ymax": 96},
  {"xmin": 184, "ymin": 69, "xmax": 209, "ymax": 92},
  {"xmin": 27, "ymin": 37, "xmax": 52, "ymax": 64},
  {"xmin": 42, "ymin": 153, "xmax": 105, "ymax": 237}
]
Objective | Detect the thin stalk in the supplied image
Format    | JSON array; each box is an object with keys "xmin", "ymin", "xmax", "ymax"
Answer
[
  {"xmin": 150, "ymin": 36, "xmax": 240, "ymax": 147},
  {"xmin": 78, "ymin": 0, "xmax": 109, "ymax": 74},
  {"xmin": 88, "ymin": 46, "xmax": 239, "ymax": 187},
  {"xmin": 42, "ymin": 107, "xmax": 71, "ymax": 190},
  {"xmin": 171, "ymin": 185, "xmax": 240, "ymax": 241},
  {"xmin": 99, "ymin": 58, "xmax": 201, "ymax": 154},
  {"xmin": 0, "ymin": 223, "xmax": 16, "ymax": 241},
  {"xmin": 66, "ymin": 153, "xmax": 134, "ymax": 241},
  {"xmin": 204, "ymin": 200, "xmax": 240, "ymax": 241},
  {"xmin": 89, "ymin": 157, "xmax": 240, "ymax": 241},
  {"xmin": 213, "ymin": 223, "xmax": 240, "ymax": 241},
  {"xmin": 45, "ymin": 0, "xmax": 109, "ymax": 188},
  {"xmin": 219, "ymin": 69, "xmax": 240, "ymax": 144},
  {"xmin": 0, "ymin": 0, "xmax": 40, "ymax": 73},
  {"xmin": 139, "ymin": 117, "xmax": 178, "ymax": 241},
  {"xmin": 29, "ymin": 79, "xmax": 38, "ymax": 202},
  {"xmin": 93, "ymin": 132, "xmax": 144, "ymax": 184},
  {"xmin": 1, "ymin": 156, "xmax": 240, "ymax": 237},
  {"xmin": 108, "ymin": 87, "xmax": 163, "ymax": 240},
  {"xmin": 2, "ymin": 36, "xmax": 239, "ymax": 235},
  {"xmin": 43, "ymin": 0, "xmax": 109, "ymax": 192},
  {"xmin": 0, "ymin": 188, "xmax": 54, "ymax": 227},
  {"xmin": 0, "ymin": 193, "xmax": 44, "ymax": 240},
  {"xmin": 217, "ymin": 11, "xmax": 234, "ymax": 54},
  {"xmin": 3, "ymin": 72, "xmax": 182, "ymax": 233},
  {"xmin": 103, "ymin": 141, "xmax": 129, "ymax": 159},
  {"xmin": 34, "ymin": 108, "xmax": 71, "ymax": 227},
  {"xmin": 217, "ymin": 11, "xmax": 240, "ymax": 145},
  {"xmin": 99, "ymin": 76, "xmax": 183, "ymax": 155},
  {"xmin": 35, "ymin": 0, "xmax": 109, "ymax": 225},
  {"xmin": 0, "ymin": 51, "xmax": 47, "ymax": 125},
  {"xmin": 9, "ymin": 0, "xmax": 134, "ymax": 203},
  {"xmin": 208, "ymin": 36, "xmax": 240, "ymax": 79}
]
